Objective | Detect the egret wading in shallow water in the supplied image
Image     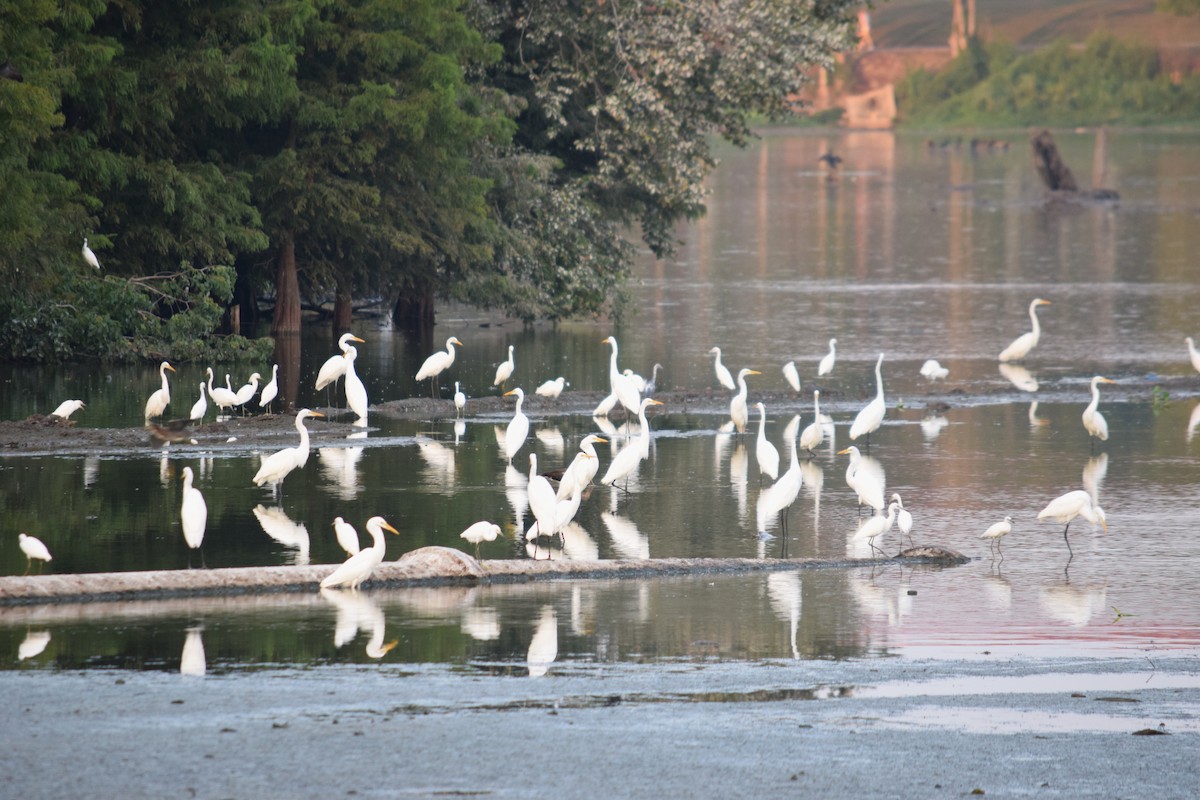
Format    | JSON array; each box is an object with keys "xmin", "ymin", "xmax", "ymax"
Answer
[
  {"xmin": 556, "ymin": 434, "xmax": 607, "ymax": 500},
  {"xmin": 143, "ymin": 361, "xmax": 176, "ymax": 421},
  {"xmin": 332, "ymin": 517, "xmax": 360, "ymax": 557},
  {"xmin": 82, "ymin": 237, "xmax": 101, "ymax": 270},
  {"xmin": 320, "ymin": 516, "xmax": 400, "ymax": 590},
  {"xmin": 526, "ymin": 453, "xmax": 559, "ymax": 541},
  {"xmin": 981, "ymin": 516, "xmax": 1014, "ymax": 558},
  {"xmin": 315, "ymin": 334, "xmax": 365, "ymax": 405},
  {"xmin": 798, "ymin": 390, "xmax": 823, "ymax": 457},
  {"xmin": 849, "ymin": 353, "xmax": 886, "ymax": 446},
  {"xmin": 494, "ymin": 345, "xmax": 516, "ymax": 390},
  {"xmin": 998, "ymin": 298, "xmax": 1051, "ymax": 362},
  {"xmin": 782, "ymin": 361, "xmax": 800, "ymax": 394},
  {"xmin": 252, "ymin": 409, "xmax": 324, "ymax": 496},
  {"xmin": 343, "ymin": 345, "xmax": 368, "ymax": 421},
  {"xmin": 730, "ymin": 368, "xmax": 760, "ymax": 434},
  {"xmin": 756, "ymin": 437, "xmax": 803, "ymax": 555},
  {"xmin": 180, "ymin": 466, "xmax": 207, "ymax": 568},
  {"xmin": 602, "ymin": 336, "xmax": 641, "ymax": 415},
  {"xmin": 839, "ymin": 445, "xmax": 885, "ymax": 514},
  {"xmin": 502, "ymin": 388, "xmax": 529, "ymax": 463},
  {"xmin": 18, "ymin": 533, "xmax": 51, "ymax": 575},
  {"xmin": 206, "ymin": 367, "xmax": 239, "ymax": 418},
  {"xmin": 1082, "ymin": 376, "xmax": 1115, "ymax": 449},
  {"xmin": 818, "ymin": 338, "xmax": 837, "ymax": 377},
  {"xmin": 415, "ymin": 336, "xmax": 463, "ymax": 397},
  {"xmin": 855, "ymin": 501, "xmax": 899, "ymax": 557},
  {"xmin": 891, "ymin": 493, "xmax": 913, "ymax": 549},
  {"xmin": 704, "ymin": 346, "xmax": 733, "ymax": 392},
  {"xmin": 1038, "ymin": 489, "xmax": 1107, "ymax": 558},
  {"xmin": 754, "ymin": 402, "xmax": 779, "ymax": 482},
  {"xmin": 460, "ymin": 521, "xmax": 502, "ymax": 559},
  {"xmin": 601, "ymin": 398, "xmax": 662, "ymax": 490}
]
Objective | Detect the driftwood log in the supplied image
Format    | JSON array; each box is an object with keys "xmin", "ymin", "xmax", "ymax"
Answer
[{"xmin": 1030, "ymin": 129, "xmax": 1119, "ymax": 202}]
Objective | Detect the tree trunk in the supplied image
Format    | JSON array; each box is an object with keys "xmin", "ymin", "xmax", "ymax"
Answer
[
  {"xmin": 272, "ymin": 234, "xmax": 301, "ymax": 335},
  {"xmin": 1031, "ymin": 130, "xmax": 1079, "ymax": 192},
  {"xmin": 393, "ymin": 280, "xmax": 435, "ymax": 339},
  {"xmin": 332, "ymin": 277, "xmax": 353, "ymax": 335},
  {"xmin": 233, "ymin": 261, "xmax": 259, "ymax": 335}
]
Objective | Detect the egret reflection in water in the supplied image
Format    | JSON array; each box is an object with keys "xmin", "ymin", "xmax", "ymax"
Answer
[
  {"xmin": 461, "ymin": 605, "xmax": 501, "ymax": 641},
  {"xmin": 602, "ymin": 511, "xmax": 649, "ymax": 559},
  {"xmin": 321, "ymin": 588, "xmax": 396, "ymax": 658},
  {"xmin": 318, "ymin": 444, "xmax": 364, "ymax": 500},
  {"xmin": 1188, "ymin": 402, "xmax": 1200, "ymax": 443},
  {"xmin": 999, "ymin": 363, "xmax": 1039, "ymax": 393},
  {"xmin": 767, "ymin": 572, "xmax": 803, "ymax": 659},
  {"xmin": 416, "ymin": 437, "xmax": 456, "ymax": 489},
  {"xmin": 1039, "ymin": 581, "xmax": 1108, "ymax": 628},
  {"xmin": 18, "ymin": 630, "xmax": 51, "ymax": 661},
  {"xmin": 253, "ymin": 504, "xmax": 311, "ymax": 565},
  {"xmin": 560, "ymin": 521, "xmax": 598, "ymax": 560},
  {"xmin": 180, "ymin": 626, "xmax": 206, "ymax": 676},
  {"xmin": 526, "ymin": 606, "xmax": 558, "ymax": 678}
]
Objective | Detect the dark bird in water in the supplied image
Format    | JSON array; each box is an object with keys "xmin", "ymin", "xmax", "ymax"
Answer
[
  {"xmin": 817, "ymin": 152, "xmax": 843, "ymax": 169},
  {"xmin": 147, "ymin": 418, "xmax": 198, "ymax": 445}
]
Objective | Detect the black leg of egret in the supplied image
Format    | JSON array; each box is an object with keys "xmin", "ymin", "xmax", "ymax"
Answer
[{"xmin": 1062, "ymin": 522, "xmax": 1073, "ymax": 557}]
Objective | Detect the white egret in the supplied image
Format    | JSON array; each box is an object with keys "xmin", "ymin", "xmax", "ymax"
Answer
[
  {"xmin": 332, "ymin": 516, "xmax": 360, "ymax": 557},
  {"xmin": 315, "ymin": 333, "xmax": 366, "ymax": 402},
  {"xmin": 206, "ymin": 367, "xmax": 239, "ymax": 417},
  {"xmin": 601, "ymin": 398, "xmax": 663, "ymax": 489},
  {"xmin": 502, "ymin": 388, "xmax": 529, "ymax": 463},
  {"xmin": 798, "ymin": 390, "xmax": 824, "ymax": 456},
  {"xmin": 51, "ymin": 399, "xmax": 85, "ymax": 420},
  {"xmin": 754, "ymin": 402, "xmax": 780, "ymax": 481},
  {"xmin": 343, "ymin": 345, "xmax": 368, "ymax": 420},
  {"xmin": 854, "ymin": 501, "xmax": 899, "ymax": 557},
  {"xmin": 998, "ymin": 298, "xmax": 1051, "ymax": 362},
  {"xmin": 1082, "ymin": 376, "xmax": 1115, "ymax": 444},
  {"xmin": 1038, "ymin": 489, "xmax": 1107, "ymax": 557},
  {"xmin": 259, "ymin": 364, "xmax": 279, "ymax": 413},
  {"xmin": 82, "ymin": 237, "xmax": 101, "ymax": 269},
  {"xmin": 782, "ymin": 360, "xmax": 801, "ymax": 394},
  {"xmin": 644, "ymin": 363, "xmax": 664, "ymax": 396},
  {"xmin": 839, "ymin": 445, "xmax": 885, "ymax": 512},
  {"xmin": 920, "ymin": 359, "xmax": 949, "ymax": 381},
  {"xmin": 709, "ymin": 346, "xmax": 736, "ymax": 390},
  {"xmin": 526, "ymin": 453, "xmax": 559, "ymax": 540},
  {"xmin": 18, "ymin": 532, "xmax": 52, "ymax": 574},
  {"xmin": 556, "ymin": 434, "xmax": 607, "ymax": 500},
  {"xmin": 319, "ymin": 516, "xmax": 400, "ymax": 590},
  {"xmin": 593, "ymin": 392, "xmax": 619, "ymax": 417},
  {"xmin": 535, "ymin": 376, "xmax": 566, "ymax": 399},
  {"xmin": 891, "ymin": 492, "xmax": 914, "ymax": 548},
  {"xmin": 1187, "ymin": 336, "xmax": 1200, "ymax": 376},
  {"xmin": 143, "ymin": 361, "xmax": 177, "ymax": 421},
  {"xmin": 453, "ymin": 381, "xmax": 466, "ymax": 416},
  {"xmin": 849, "ymin": 353, "xmax": 886, "ymax": 444},
  {"xmin": 756, "ymin": 437, "xmax": 803, "ymax": 550},
  {"xmin": 415, "ymin": 336, "xmax": 463, "ymax": 396},
  {"xmin": 180, "ymin": 466, "xmax": 207, "ymax": 567},
  {"xmin": 459, "ymin": 521, "xmax": 502, "ymax": 558},
  {"xmin": 232, "ymin": 372, "xmax": 261, "ymax": 415},
  {"xmin": 602, "ymin": 336, "xmax": 641, "ymax": 414},
  {"xmin": 185, "ymin": 383, "xmax": 207, "ymax": 427},
  {"xmin": 252, "ymin": 409, "xmax": 325, "ymax": 493},
  {"xmin": 818, "ymin": 338, "xmax": 837, "ymax": 377},
  {"xmin": 493, "ymin": 345, "xmax": 516, "ymax": 389},
  {"xmin": 553, "ymin": 481, "xmax": 585, "ymax": 535},
  {"xmin": 981, "ymin": 515, "xmax": 1014, "ymax": 557},
  {"xmin": 730, "ymin": 368, "xmax": 761, "ymax": 434},
  {"xmin": 624, "ymin": 368, "xmax": 647, "ymax": 393}
]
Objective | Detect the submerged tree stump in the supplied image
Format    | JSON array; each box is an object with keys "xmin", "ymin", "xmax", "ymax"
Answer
[{"xmin": 1030, "ymin": 130, "xmax": 1119, "ymax": 202}]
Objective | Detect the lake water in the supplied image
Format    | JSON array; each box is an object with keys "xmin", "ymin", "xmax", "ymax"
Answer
[{"xmin": 3, "ymin": 128, "xmax": 1200, "ymax": 672}]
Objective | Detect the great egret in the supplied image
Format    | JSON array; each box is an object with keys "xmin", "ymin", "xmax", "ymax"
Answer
[
  {"xmin": 143, "ymin": 361, "xmax": 176, "ymax": 421},
  {"xmin": 920, "ymin": 359, "xmax": 949, "ymax": 381},
  {"xmin": 180, "ymin": 466, "xmax": 207, "ymax": 567},
  {"xmin": 756, "ymin": 437, "xmax": 803, "ymax": 550},
  {"xmin": 51, "ymin": 400, "xmax": 85, "ymax": 420},
  {"xmin": 601, "ymin": 398, "xmax": 662, "ymax": 489},
  {"xmin": 754, "ymin": 402, "xmax": 780, "ymax": 481},
  {"xmin": 206, "ymin": 367, "xmax": 239, "ymax": 417},
  {"xmin": 259, "ymin": 364, "xmax": 279, "ymax": 414},
  {"xmin": 332, "ymin": 516, "xmax": 360, "ymax": 557},
  {"xmin": 232, "ymin": 372, "xmax": 262, "ymax": 415},
  {"xmin": 602, "ymin": 336, "xmax": 641, "ymax": 414},
  {"xmin": 854, "ymin": 501, "xmax": 899, "ymax": 556},
  {"xmin": 782, "ymin": 360, "xmax": 801, "ymax": 394},
  {"xmin": 644, "ymin": 363, "xmax": 664, "ymax": 396},
  {"xmin": 849, "ymin": 353, "xmax": 886, "ymax": 444},
  {"xmin": 453, "ymin": 382, "xmax": 466, "ymax": 416},
  {"xmin": 1082, "ymin": 376, "xmax": 1115, "ymax": 444},
  {"xmin": 1038, "ymin": 489, "xmax": 1107, "ymax": 556},
  {"xmin": 459, "ymin": 521, "xmax": 502, "ymax": 558},
  {"xmin": 82, "ymin": 237, "xmax": 101, "ymax": 269},
  {"xmin": 343, "ymin": 345, "xmax": 368, "ymax": 420},
  {"xmin": 593, "ymin": 392, "xmax": 619, "ymax": 417},
  {"xmin": 319, "ymin": 516, "xmax": 400, "ymax": 590},
  {"xmin": 709, "ymin": 346, "xmax": 736, "ymax": 390},
  {"xmin": 891, "ymin": 492, "xmax": 913, "ymax": 548},
  {"xmin": 316, "ymin": 333, "xmax": 366, "ymax": 401},
  {"xmin": 818, "ymin": 338, "xmax": 837, "ymax": 377},
  {"xmin": 494, "ymin": 345, "xmax": 516, "ymax": 389},
  {"xmin": 556, "ymin": 434, "xmax": 607, "ymax": 500},
  {"xmin": 799, "ymin": 390, "xmax": 824, "ymax": 456},
  {"xmin": 535, "ymin": 376, "xmax": 566, "ymax": 399},
  {"xmin": 502, "ymin": 388, "xmax": 529, "ymax": 463},
  {"xmin": 839, "ymin": 445, "xmax": 885, "ymax": 512},
  {"xmin": 415, "ymin": 336, "xmax": 463, "ymax": 396},
  {"xmin": 1187, "ymin": 337, "xmax": 1200, "ymax": 376},
  {"xmin": 183, "ymin": 383, "xmax": 206, "ymax": 427},
  {"xmin": 730, "ymin": 368, "xmax": 761, "ymax": 434},
  {"xmin": 252, "ymin": 409, "xmax": 325, "ymax": 493},
  {"xmin": 998, "ymin": 298, "xmax": 1051, "ymax": 362},
  {"xmin": 981, "ymin": 515, "xmax": 1014, "ymax": 557},
  {"xmin": 552, "ymin": 480, "xmax": 585, "ymax": 535},
  {"xmin": 18, "ymin": 532, "xmax": 51, "ymax": 574},
  {"xmin": 526, "ymin": 453, "xmax": 559, "ymax": 540}
]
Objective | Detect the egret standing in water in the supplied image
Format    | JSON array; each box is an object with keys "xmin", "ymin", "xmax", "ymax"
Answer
[
  {"xmin": 849, "ymin": 353, "xmax": 886, "ymax": 446},
  {"xmin": 1038, "ymin": 489, "xmax": 1107, "ymax": 557},
  {"xmin": 526, "ymin": 453, "xmax": 559, "ymax": 541},
  {"xmin": 709, "ymin": 346, "xmax": 736, "ymax": 391},
  {"xmin": 315, "ymin": 333, "xmax": 366, "ymax": 404},
  {"xmin": 494, "ymin": 345, "xmax": 516, "ymax": 389},
  {"xmin": 782, "ymin": 361, "xmax": 800, "ymax": 395},
  {"xmin": 82, "ymin": 237, "xmax": 101, "ymax": 270},
  {"xmin": 180, "ymin": 466, "xmax": 207, "ymax": 567},
  {"xmin": 143, "ymin": 361, "xmax": 176, "ymax": 421},
  {"xmin": 981, "ymin": 516, "xmax": 1014, "ymax": 558},
  {"xmin": 18, "ymin": 533, "xmax": 52, "ymax": 575},
  {"xmin": 343, "ymin": 345, "xmax": 368, "ymax": 421},
  {"xmin": 818, "ymin": 338, "xmax": 837, "ymax": 377},
  {"xmin": 1187, "ymin": 336, "xmax": 1200, "ymax": 376},
  {"xmin": 798, "ymin": 390, "xmax": 824, "ymax": 457},
  {"xmin": 206, "ymin": 367, "xmax": 239, "ymax": 418},
  {"xmin": 252, "ymin": 409, "xmax": 325, "ymax": 495},
  {"xmin": 602, "ymin": 336, "xmax": 641, "ymax": 415},
  {"xmin": 502, "ymin": 388, "xmax": 530, "ymax": 463},
  {"xmin": 320, "ymin": 516, "xmax": 400, "ymax": 590},
  {"xmin": 556, "ymin": 434, "xmax": 607, "ymax": 500},
  {"xmin": 920, "ymin": 359, "xmax": 949, "ymax": 381},
  {"xmin": 1082, "ymin": 376, "xmax": 1115, "ymax": 447},
  {"xmin": 415, "ymin": 336, "xmax": 463, "ymax": 397},
  {"xmin": 730, "ymin": 368, "xmax": 761, "ymax": 434},
  {"xmin": 998, "ymin": 298, "xmax": 1051, "ymax": 362},
  {"xmin": 601, "ymin": 398, "xmax": 663, "ymax": 490},
  {"xmin": 754, "ymin": 402, "xmax": 779, "ymax": 482},
  {"xmin": 839, "ymin": 445, "xmax": 885, "ymax": 513},
  {"xmin": 854, "ymin": 501, "xmax": 899, "ymax": 557}
]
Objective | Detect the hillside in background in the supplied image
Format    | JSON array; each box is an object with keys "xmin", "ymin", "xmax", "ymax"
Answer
[{"xmin": 869, "ymin": 0, "xmax": 1200, "ymax": 48}]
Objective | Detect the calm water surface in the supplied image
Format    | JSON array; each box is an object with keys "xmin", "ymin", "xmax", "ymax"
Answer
[{"xmin": 3, "ymin": 129, "xmax": 1200, "ymax": 671}]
